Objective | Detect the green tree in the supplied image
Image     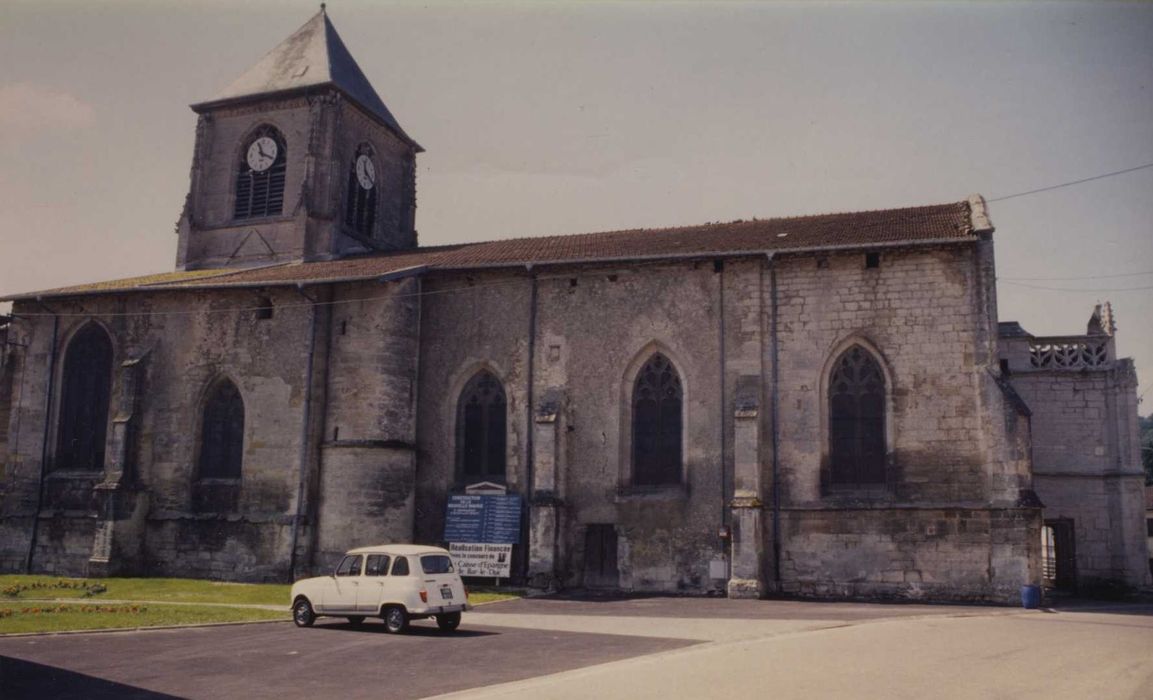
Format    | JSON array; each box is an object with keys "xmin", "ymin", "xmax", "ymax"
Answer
[{"xmin": 1140, "ymin": 414, "xmax": 1153, "ymax": 485}]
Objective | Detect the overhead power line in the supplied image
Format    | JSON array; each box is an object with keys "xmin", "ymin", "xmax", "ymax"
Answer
[
  {"xmin": 1000, "ymin": 269, "xmax": 1153, "ymax": 280},
  {"xmin": 1000, "ymin": 280, "xmax": 1153, "ymax": 291},
  {"xmin": 988, "ymin": 162, "xmax": 1153, "ymax": 203}
]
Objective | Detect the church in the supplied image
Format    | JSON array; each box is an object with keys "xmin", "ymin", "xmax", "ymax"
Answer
[{"xmin": 0, "ymin": 9, "xmax": 1147, "ymax": 602}]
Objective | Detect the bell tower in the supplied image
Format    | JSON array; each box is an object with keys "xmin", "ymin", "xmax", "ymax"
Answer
[{"xmin": 175, "ymin": 7, "xmax": 422, "ymax": 270}]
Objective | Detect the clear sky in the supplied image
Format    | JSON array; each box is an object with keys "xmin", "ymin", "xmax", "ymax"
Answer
[{"xmin": 1, "ymin": 0, "xmax": 1150, "ymax": 406}]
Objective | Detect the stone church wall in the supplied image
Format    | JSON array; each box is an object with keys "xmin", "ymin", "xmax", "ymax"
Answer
[
  {"xmin": 312, "ymin": 280, "xmax": 421, "ymax": 572},
  {"xmin": 535, "ymin": 261, "xmax": 729, "ymax": 592},
  {"xmin": 0, "ymin": 289, "xmax": 316, "ymax": 580},
  {"xmin": 771, "ymin": 245, "xmax": 1038, "ymax": 602},
  {"xmin": 1009, "ymin": 365, "xmax": 1149, "ymax": 587},
  {"xmin": 414, "ymin": 272, "xmax": 534, "ymax": 546}
]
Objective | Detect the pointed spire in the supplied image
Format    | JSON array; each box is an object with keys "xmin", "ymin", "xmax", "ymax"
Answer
[
  {"xmin": 1086, "ymin": 302, "xmax": 1116, "ymax": 336},
  {"xmin": 193, "ymin": 9, "xmax": 421, "ymax": 151}
]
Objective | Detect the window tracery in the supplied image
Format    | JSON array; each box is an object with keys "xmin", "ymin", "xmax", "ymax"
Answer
[
  {"xmin": 55, "ymin": 323, "xmax": 113, "ymax": 471},
  {"xmin": 632, "ymin": 353, "xmax": 683, "ymax": 486},
  {"xmin": 828, "ymin": 345, "xmax": 886, "ymax": 485},
  {"xmin": 457, "ymin": 370, "xmax": 507, "ymax": 481},
  {"xmin": 198, "ymin": 379, "xmax": 245, "ymax": 480}
]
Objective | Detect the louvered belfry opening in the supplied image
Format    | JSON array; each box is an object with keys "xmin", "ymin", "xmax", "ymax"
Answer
[
  {"xmin": 198, "ymin": 379, "xmax": 245, "ymax": 480},
  {"xmin": 55, "ymin": 323, "xmax": 113, "ymax": 471},
  {"xmin": 458, "ymin": 370, "xmax": 507, "ymax": 481},
  {"xmin": 344, "ymin": 143, "xmax": 378, "ymax": 238},
  {"xmin": 233, "ymin": 126, "xmax": 286, "ymax": 220},
  {"xmin": 829, "ymin": 345, "xmax": 887, "ymax": 485},
  {"xmin": 632, "ymin": 353, "xmax": 683, "ymax": 486}
]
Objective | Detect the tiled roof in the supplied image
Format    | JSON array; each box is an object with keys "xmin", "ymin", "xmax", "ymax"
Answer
[{"xmin": 4, "ymin": 199, "xmax": 980, "ymax": 300}]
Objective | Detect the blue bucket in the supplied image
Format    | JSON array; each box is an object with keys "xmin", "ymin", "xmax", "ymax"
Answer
[{"xmin": 1020, "ymin": 584, "xmax": 1042, "ymax": 609}]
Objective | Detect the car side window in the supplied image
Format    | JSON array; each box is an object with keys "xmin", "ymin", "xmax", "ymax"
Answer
[
  {"xmin": 365, "ymin": 554, "xmax": 391, "ymax": 576},
  {"xmin": 421, "ymin": 555, "xmax": 455, "ymax": 574},
  {"xmin": 391, "ymin": 556, "xmax": 410, "ymax": 576},
  {"xmin": 335, "ymin": 555, "xmax": 362, "ymax": 577}
]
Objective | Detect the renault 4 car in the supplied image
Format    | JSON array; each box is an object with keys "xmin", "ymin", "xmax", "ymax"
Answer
[{"xmin": 291, "ymin": 544, "xmax": 470, "ymax": 633}]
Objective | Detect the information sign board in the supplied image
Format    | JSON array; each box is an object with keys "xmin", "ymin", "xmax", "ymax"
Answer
[
  {"xmin": 449, "ymin": 543, "xmax": 513, "ymax": 578},
  {"xmin": 444, "ymin": 494, "xmax": 522, "ymax": 544}
]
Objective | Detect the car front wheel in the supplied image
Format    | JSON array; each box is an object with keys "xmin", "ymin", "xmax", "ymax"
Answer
[
  {"xmin": 383, "ymin": 606, "xmax": 409, "ymax": 634},
  {"xmin": 436, "ymin": 612, "xmax": 461, "ymax": 632},
  {"xmin": 292, "ymin": 598, "xmax": 316, "ymax": 628}
]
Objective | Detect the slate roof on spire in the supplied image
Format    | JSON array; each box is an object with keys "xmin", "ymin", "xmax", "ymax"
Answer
[{"xmin": 193, "ymin": 8, "xmax": 421, "ymax": 151}]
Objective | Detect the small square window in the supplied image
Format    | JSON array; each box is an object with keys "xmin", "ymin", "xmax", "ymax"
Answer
[
  {"xmin": 865, "ymin": 253, "xmax": 880, "ymax": 269},
  {"xmin": 255, "ymin": 296, "xmax": 274, "ymax": 320}
]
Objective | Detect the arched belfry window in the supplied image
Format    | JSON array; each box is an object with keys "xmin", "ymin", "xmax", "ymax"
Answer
[
  {"xmin": 344, "ymin": 143, "xmax": 378, "ymax": 238},
  {"xmin": 55, "ymin": 324, "xmax": 113, "ymax": 471},
  {"xmin": 234, "ymin": 125, "xmax": 286, "ymax": 220},
  {"xmin": 632, "ymin": 353, "xmax": 683, "ymax": 486},
  {"xmin": 457, "ymin": 370, "xmax": 506, "ymax": 481},
  {"xmin": 198, "ymin": 379, "xmax": 245, "ymax": 480},
  {"xmin": 828, "ymin": 345, "xmax": 886, "ymax": 485}
]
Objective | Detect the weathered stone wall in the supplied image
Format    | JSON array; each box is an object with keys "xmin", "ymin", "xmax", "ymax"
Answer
[
  {"xmin": 779, "ymin": 508, "xmax": 1036, "ymax": 601},
  {"xmin": 177, "ymin": 95, "xmax": 416, "ymax": 271},
  {"xmin": 1008, "ymin": 363, "xmax": 1150, "ymax": 587},
  {"xmin": 770, "ymin": 244, "xmax": 1038, "ymax": 602},
  {"xmin": 312, "ymin": 279, "xmax": 421, "ymax": 572},
  {"xmin": 536, "ymin": 262, "xmax": 728, "ymax": 592},
  {"xmin": 0, "ymin": 290, "xmax": 315, "ymax": 580},
  {"xmin": 178, "ymin": 97, "xmax": 317, "ymax": 269},
  {"xmin": 414, "ymin": 272, "xmax": 533, "ymax": 546}
]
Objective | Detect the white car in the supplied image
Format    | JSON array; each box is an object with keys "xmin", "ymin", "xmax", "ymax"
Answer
[{"xmin": 291, "ymin": 544, "xmax": 471, "ymax": 633}]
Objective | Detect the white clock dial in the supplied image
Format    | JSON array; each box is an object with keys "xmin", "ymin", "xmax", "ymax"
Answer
[
  {"xmin": 246, "ymin": 137, "xmax": 278, "ymax": 172},
  {"xmin": 355, "ymin": 154, "xmax": 376, "ymax": 190}
]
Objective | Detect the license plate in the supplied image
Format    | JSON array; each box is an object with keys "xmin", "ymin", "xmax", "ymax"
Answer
[{"xmin": 441, "ymin": 587, "xmax": 453, "ymax": 600}]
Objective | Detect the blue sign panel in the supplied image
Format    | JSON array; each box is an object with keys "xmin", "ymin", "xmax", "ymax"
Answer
[{"xmin": 444, "ymin": 494, "xmax": 522, "ymax": 544}]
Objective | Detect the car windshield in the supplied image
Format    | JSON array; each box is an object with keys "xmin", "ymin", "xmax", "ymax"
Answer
[{"xmin": 421, "ymin": 555, "xmax": 455, "ymax": 574}]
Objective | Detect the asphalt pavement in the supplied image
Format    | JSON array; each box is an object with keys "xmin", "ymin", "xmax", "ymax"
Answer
[{"xmin": 1, "ymin": 596, "xmax": 1150, "ymax": 700}]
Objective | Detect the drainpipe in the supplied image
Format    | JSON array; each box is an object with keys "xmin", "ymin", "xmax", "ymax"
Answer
[
  {"xmin": 523, "ymin": 267, "xmax": 538, "ymax": 582},
  {"xmin": 718, "ymin": 261, "xmax": 728, "ymax": 534},
  {"xmin": 288, "ymin": 285, "xmax": 320, "ymax": 581},
  {"xmin": 767, "ymin": 255, "xmax": 782, "ymax": 587},
  {"xmin": 25, "ymin": 299, "xmax": 60, "ymax": 573}
]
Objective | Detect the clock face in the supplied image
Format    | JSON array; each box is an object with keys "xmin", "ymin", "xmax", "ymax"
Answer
[
  {"xmin": 355, "ymin": 154, "xmax": 376, "ymax": 190},
  {"xmin": 246, "ymin": 137, "xmax": 278, "ymax": 172}
]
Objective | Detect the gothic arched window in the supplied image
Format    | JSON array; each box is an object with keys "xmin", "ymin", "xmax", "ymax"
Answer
[
  {"xmin": 55, "ymin": 323, "xmax": 113, "ymax": 471},
  {"xmin": 632, "ymin": 353, "xmax": 682, "ymax": 486},
  {"xmin": 457, "ymin": 370, "xmax": 506, "ymax": 481},
  {"xmin": 198, "ymin": 379, "xmax": 245, "ymax": 480},
  {"xmin": 828, "ymin": 345, "xmax": 886, "ymax": 485},
  {"xmin": 234, "ymin": 125, "xmax": 286, "ymax": 220},
  {"xmin": 344, "ymin": 143, "xmax": 378, "ymax": 238}
]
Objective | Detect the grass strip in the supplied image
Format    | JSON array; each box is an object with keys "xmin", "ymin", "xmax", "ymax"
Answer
[
  {"xmin": 0, "ymin": 602, "xmax": 286, "ymax": 635},
  {"xmin": 1, "ymin": 575, "xmax": 289, "ymax": 605}
]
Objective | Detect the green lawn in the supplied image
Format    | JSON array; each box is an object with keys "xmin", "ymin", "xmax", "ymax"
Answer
[
  {"xmin": 0, "ymin": 575, "xmax": 517, "ymax": 634},
  {"xmin": 0, "ymin": 602, "xmax": 285, "ymax": 635},
  {"xmin": 0, "ymin": 575, "xmax": 290, "ymax": 605}
]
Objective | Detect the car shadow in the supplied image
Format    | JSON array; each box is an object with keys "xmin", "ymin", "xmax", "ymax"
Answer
[
  {"xmin": 311, "ymin": 621, "xmax": 498, "ymax": 637},
  {"xmin": 1, "ymin": 656, "xmax": 183, "ymax": 700}
]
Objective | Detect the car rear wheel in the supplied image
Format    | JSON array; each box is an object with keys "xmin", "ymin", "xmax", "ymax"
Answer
[
  {"xmin": 383, "ymin": 606, "xmax": 409, "ymax": 634},
  {"xmin": 292, "ymin": 598, "xmax": 315, "ymax": 628},
  {"xmin": 436, "ymin": 612, "xmax": 461, "ymax": 632},
  {"xmin": 347, "ymin": 616, "xmax": 365, "ymax": 627}
]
